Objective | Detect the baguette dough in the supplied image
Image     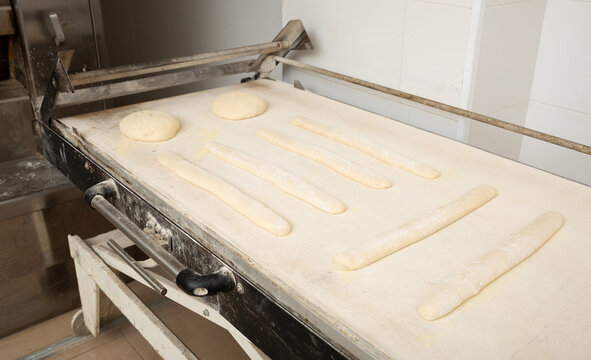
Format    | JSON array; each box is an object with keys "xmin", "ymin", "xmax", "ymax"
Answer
[
  {"xmin": 418, "ymin": 211, "xmax": 565, "ymax": 321},
  {"xmin": 334, "ymin": 185, "xmax": 497, "ymax": 270},
  {"xmin": 210, "ymin": 92, "xmax": 267, "ymax": 120},
  {"xmin": 291, "ymin": 117, "xmax": 440, "ymax": 179},
  {"xmin": 206, "ymin": 142, "xmax": 346, "ymax": 214},
  {"xmin": 119, "ymin": 110, "xmax": 180, "ymax": 142},
  {"xmin": 256, "ymin": 128, "xmax": 392, "ymax": 190},
  {"xmin": 157, "ymin": 151, "xmax": 291, "ymax": 236}
]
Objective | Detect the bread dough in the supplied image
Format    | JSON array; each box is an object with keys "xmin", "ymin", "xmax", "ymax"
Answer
[
  {"xmin": 206, "ymin": 142, "xmax": 346, "ymax": 214},
  {"xmin": 157, "ymin": 151, "xmax": 291, "ymax": 236},
  {"xmin": 334, "ymin": 185, "xmax": 497, "ymax": 270},
  {"xmin": 418, "ymin": 211, "xmax": 564, "ymax": 321},
  {"xmin": 120, "ymin": 110, "xmax": 180, "ymax": 142},
  {"xmin": 210, "ymin": 92, "xmax": 267, "ymax": 120},
  {"xmin": 291, "ymin": 116, "xmax": 440, "ymax": 179},
  {"xmin": 257, "ymin": 128, "xmax": 392, "ymax": 190}
]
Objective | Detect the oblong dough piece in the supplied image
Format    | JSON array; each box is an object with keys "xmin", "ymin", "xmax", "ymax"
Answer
[
  {"xmin": 157, "ymin": 151, "xmax": 291, "ymax": 236},
  {"xmin": 210, "ymin": 92, "xmax": 267, "ymax": 120},
  {"xmin": 334, "ymin": 185, "xmax": 497, "ymax": 270},
  {"xmin": 291, "ymin": 116, "xmax": 440, "ymax": 179},
  {"xmin": 418, "ymin": 211, "xmax": 565, "ymax": 321},
  {"xmin": 256, "ymin": 128, "xmax": 392, "ymax": 190},
  {"xmin": 120, "ymin": 110, "xmax": 180, "ymax": 142},
  {"xmin": 206, "ymin": 142, "xmax": 346, "ymax": 214}
]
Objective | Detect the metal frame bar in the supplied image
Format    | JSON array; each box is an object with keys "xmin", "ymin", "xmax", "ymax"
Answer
[
  {"xmin": 54, "ymin": 59, "xmax": 254, "ymax": 107},
  {"xmin": 98, "ymin": 230, "xmax": 268, "ymax": 360},
  {"xmin": 68, "ymin": 234, "xmax": 199, "ymax": 360},
  {"xmin": 274, "ymin": 56, "xmax": 591, "ymax": 156},
  {"xmin": 106, "ymin": 239, "xmax": 167, "ymax": 296},
  {"xmin": 87, "ymin": 230, "xmax": 270, "ymax": 360},
  {"xmin": 69, "ymin": 41, "xmax": 288, "ymax": 86},
  {"xmin": 33, "ymin": 20, "xmax": 312, "ymax": 125}
]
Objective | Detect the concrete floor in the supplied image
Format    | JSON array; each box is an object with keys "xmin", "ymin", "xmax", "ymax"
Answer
[{"xmin": 0, "ymin": 281, "xmax": 251, "ymax": 360}]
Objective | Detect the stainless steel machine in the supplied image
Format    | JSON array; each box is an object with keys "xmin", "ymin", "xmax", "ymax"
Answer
[
  {"xmin": 5, "ymin": 2, "xmax": 591, "ymax": 359},
  {"xmin": 0, "ymin": 0, "xmax": 113, "ymax": 338}
]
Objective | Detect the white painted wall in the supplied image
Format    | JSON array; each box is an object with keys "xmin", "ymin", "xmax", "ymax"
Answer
[{"xmin": 519, "ymin": 0, "xmax": 591, "ymax": 185}]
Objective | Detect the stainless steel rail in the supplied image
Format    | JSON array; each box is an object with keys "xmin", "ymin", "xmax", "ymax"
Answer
[
  {"xmin": 52, "ymin": 60, "xmax": 253, "ymax": 107},
  {"xmin": 274, "ymin": 56, "xmax": 591, "ymax": 156},
  {"xmin": 70, "ymin": 41, "xmax": 289, "ymax": 86},
  {"xmin": 91, "ymin": 195, "xmax": 185, "ymax": 277}
]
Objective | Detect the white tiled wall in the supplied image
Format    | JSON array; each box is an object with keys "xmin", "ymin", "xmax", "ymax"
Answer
[
  {"xmin": 464, "ymin": 0, "xmax": 591, "ymax": 185},
  {"xmin": 282, "ymin": 0, "xmax": 406, "ymax": 89},
  {"xmin": 520, "ymin": 0, "xmax": 591, "ymax": 185},
  {"xmin": 189, "ymin": 0, "xmax": 283, "ymax": 89},
  {"xmin": 400, "ymin": 1, "xmax": 472, "ymax": 106},
  {"xmin": 470, "ymin": 0, "xmax": 546, "ymax": 115},
  {"xmin": 528, "ymin": 0, "xmax": 591, "ymax": 115},
  {"xmin": 466, "ymin": 0, "xmax": 546, "ymax": 159},
  {"xmin": 282, "ymin": 0, "xmax": 474, "ymax": 138},
  {"xmin": 282, "ymin": 0, "xmax": 590, "ymax": 184}
]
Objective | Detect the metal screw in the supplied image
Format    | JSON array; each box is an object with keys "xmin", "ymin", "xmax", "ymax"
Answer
[
  {"xmin": 202, "ymin": 309, "xmax": 209, "ymax": 317},
  {"xmin": 236, "ymin": 283, "xmax": 244, "ymax": 294},
  {"xmin": 193, "ymin": 287, "xmax": 208, "ymax": 296}
]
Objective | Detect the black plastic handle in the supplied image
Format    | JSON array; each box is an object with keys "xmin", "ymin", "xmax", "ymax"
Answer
[{"xmin": 176, "ymin": 268, "xmax": 235, "ymax": 296}]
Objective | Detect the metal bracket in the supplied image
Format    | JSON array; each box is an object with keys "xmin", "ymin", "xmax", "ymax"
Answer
[
  {"xmin": 35, "ymin": 49, "xmax": 75, "ymax": 123},
  {"xmin": 259, "ymin": 56, "xmax": 278, "ymax": 78},
  {"xmin": 249, "ymin": 19, "xmax": 313, "ymax": 74},
  {"xmin": 294, "ymin": 80, "xmax": 305, "ymax": 91}
]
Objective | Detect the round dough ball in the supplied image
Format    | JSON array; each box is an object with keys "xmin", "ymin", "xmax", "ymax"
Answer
[
  {"xmin": 120, "ymin": 110, "xmax": 180, "ymax": 142},
  {"xmin": 210, "ymin": 92, "xmax": 267, "ymax": 120}
]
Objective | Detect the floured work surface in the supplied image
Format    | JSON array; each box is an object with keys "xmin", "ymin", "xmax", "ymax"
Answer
[{"xmin": 60, "ymin": 80, "xmax": 591, "ymax": 359}]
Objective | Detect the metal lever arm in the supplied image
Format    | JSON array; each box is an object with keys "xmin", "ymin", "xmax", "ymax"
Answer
[
  {"xmin": 84, "ymin": 180, "xmax": 235, "ymax": 296},
  {"xmin": 107, "ymin": 239, "xmax": 167, "ymax": 296},
  {"xmin": 49, "ymin": 13, "xmax": 65, "ymax": 47}
]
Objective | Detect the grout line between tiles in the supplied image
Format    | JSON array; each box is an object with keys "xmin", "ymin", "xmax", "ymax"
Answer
[
  {"xmin": 18, "ymin": 335, "xmax": 82, "ymax": 360},
  {"xmin": 62, "ymin": 334, "xmax": 123, "ymax": 360},
  {"xmin": 486, "ymin": 99, "xmax": 530, "ymax": 116},
  {"xmin": 411, "ymin": 0, "xmax": 472, "ymax": 8},
  {"xmin": 530, "ymin": 99, "xmax": 591, "ymax": 117},
  {"xmin": 487, "ymin": 0, "xmax": 541, "ymax": 8},
  {"xmin": 399, "ymin": 0, "xmax": 409, "ymax": 87},
  {"xmin": 121, "ymin": 327, "xmax": 154, "ymax": 360}
]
